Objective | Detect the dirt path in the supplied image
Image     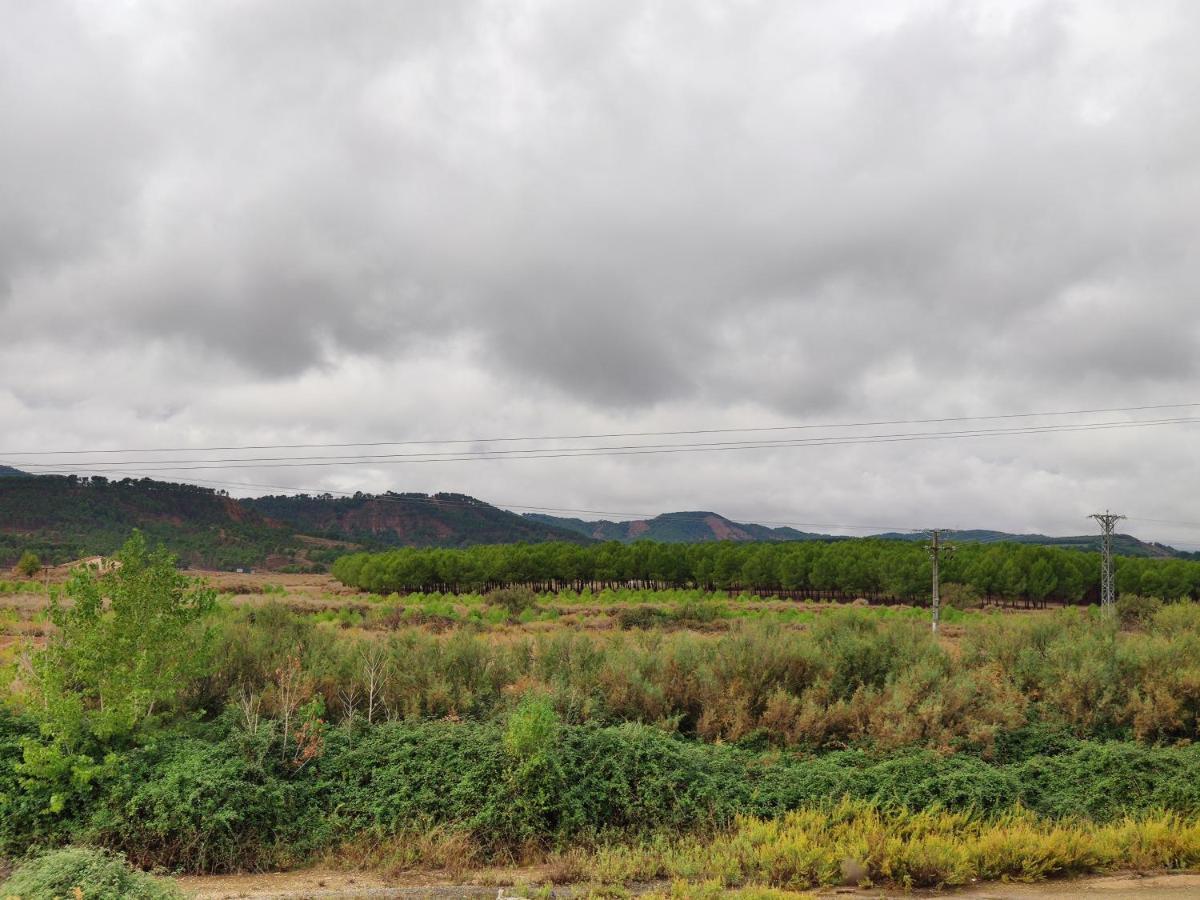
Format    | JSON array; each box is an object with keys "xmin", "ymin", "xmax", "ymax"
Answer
[{"xmin": 177, "ymin": 869, "xmax": 1200, "ymax": 899}]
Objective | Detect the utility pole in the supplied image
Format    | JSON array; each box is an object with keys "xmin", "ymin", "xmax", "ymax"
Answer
[
  {"xmin": 1089, "ymin": 511, "xmax": 1125, "ymax": 614},
  {"xmin": 926, "ymin": 529, "xmax": 954, "ymax": 634}
]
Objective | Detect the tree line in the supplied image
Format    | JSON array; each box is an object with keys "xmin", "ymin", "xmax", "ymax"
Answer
[{"xmin": 332, "ymin": 538, "xmax": 1200, "ymax": 605}]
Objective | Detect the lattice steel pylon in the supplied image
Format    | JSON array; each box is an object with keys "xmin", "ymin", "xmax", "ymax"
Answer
[{"xmin": 1089, "ymin": 511, "xmax": 1125, "ymax": 614}]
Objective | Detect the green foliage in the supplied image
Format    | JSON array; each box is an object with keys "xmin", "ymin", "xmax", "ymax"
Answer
[
  {"xmin": 0, "ymin": 475, "xmax": 298, "ymax": 569},
  {"xmin": 87, "ymin": 724, "xmax": 328, "ymax": 873},
  {"xmin": 15, "ymin": 551, "xmax": 41, "ymax": 578},
  {"xmin": 27, "ymin": 532, "xmax": 217, "ymax": 747},
  {"xmin": 504, "ymin": 693, "xmax": 561, "ymax": 762},
  {"xmin": 10, "ymin": 708, "xmax": 1200, "ymax": 872},
  {"xmin": 488, "ymin": 586, "xmax": 539, "ymax": 617},
  {"xmin": 245, "ymin": 491, "xmax": 588, "ymax": 549},
  {"xmin": 333, "ymin": 538, "xmax": 1200, "ymax": 607},
  {"xmin": 0, "ymin": 846, "xmax": 182, "ymax": 899},
  {"xmin": 939, "ymin": 582, "xmax": 982, "ymax": 610},
  {"xmin": 1116, "ymin": 592, "xmax": 1163, "ymax": 628}
]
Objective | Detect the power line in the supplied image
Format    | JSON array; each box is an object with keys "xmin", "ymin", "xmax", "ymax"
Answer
[
  {"xmin": 3, "ymin": 400, "xmax": 1198, "ymax": 457},
  {"xmin": 7, "ymin": 414, "xmax": 1198, "ymax": 474}
]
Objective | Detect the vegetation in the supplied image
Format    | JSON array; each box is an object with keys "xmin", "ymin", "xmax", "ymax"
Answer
[
  {"xmin": 591, "ymin": 802, "xmax": 1200, "ymax": 890},
  {"xmin": 24, "ymin": 531, "xmax": 216, "ymax": 747},
  {"xmin": 334, "ymin": 538, "xmax": 1200, "ymax": 605},
  {"xmin": 6, "ymin": 531, "xmax": 1200, "ymax": 891},
  {"xmin": 0, "ymin": 846, "xmax": 181, "ymax": 899},
  {"xmin": 14, "ymin": 552, "xmax": 40, "ymax": 578},
  {"xmin": 247, "ymin": 491, "xmax": 591, "ymax": 548},
  {"xmin": 0, "ymin": 475, "xmax": 297, "ymax": 569}
]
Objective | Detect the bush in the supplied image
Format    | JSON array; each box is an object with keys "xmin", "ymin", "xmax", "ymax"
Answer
[
  {"xmin": 10, "ymin": 712, "xmax": 1200, "ymax": 872},
  {"xmin": 86, "ymin": 728, "xmax": 328, "ymax": 873},
  {"xmin": 1117, "ymin": 593, "xmax": 1163, "ymax": 628},
  {"xmin": 26, "ymin": 532, "xmax": 216, "ymax": 748},
  {"xmin": 940, "ymin": 582, "xmax": 983, "ymax": 610},
  {"xmin": 0, "ymin": 846, "xmax": 182, "ymax": 899},
  {"xmin": 486, "ymin": 586, "xmax": 538, "ymax": 617},
  {"xmin": 15, "ymin": 550, "xmax": 41, "ymax": 578},
  {"xmin": 616, "ymin": 605, "xmax": 671, "ymax": 629}
]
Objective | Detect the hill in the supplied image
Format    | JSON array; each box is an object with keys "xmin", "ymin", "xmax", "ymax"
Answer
[
  {"xmin": 0, "ymin": 474, "xmax": 299, "ymax": 570},
  {"xmin": 0, "ymin": 476, "xmax": 590, "ymax": 569},
  {"xmin": 245, "ymin": 492, "xmax": 592, "ymax": 549},
  {"xmin": 873, "ymin": 528, "xmax": 1182, "ymax": 559},
  {"xmin": 2, "ymin": 474, "xmax": 1191, "ymax": 569},
  {"xmin": 529, "ymin": 513, "xmax": 1189, "ymax": 559},
  {"xmin": 524, "ymin": 510, "xmax": 832, "ymax": 543},
  {"xmin": 0, "ymin": 466, "xmax": 28, "ymax": 477}
]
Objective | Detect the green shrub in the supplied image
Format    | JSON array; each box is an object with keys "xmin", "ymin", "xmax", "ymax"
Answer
[
  {"xmin": 0, "ymin": 846, "xmax": 181, "ymax": 900},
  {"xmin": 616, "ymin": 605, "xmax": 671, "ymax": 629},
  {"xmin": 26, "ymin": 532, "xmax": 216, "ymax": 748},
  {"xmin": 86, "ymin": 728, "xmax": 328, "ymax": 873},
  {"xmin": 486, "ymin": 586, "xmax": 538, "ymax": 617},
  {"xmin": 15, "ymin": 551, "xmax": 41, "ymax": 578},
  {"xmin": 10, "ymin": 711, "xmax": 1200, "ymax": 872},
  {"xmin": 504, "ymin": 694, "xmax": 561, "ymax": 762},
  {"xmin": 940, "ymin": 582, "xmax": 983, "ymax": 610},
  {"xmin": 1117, "ymin": 593, "xmax": 1163, "ymax": 628}
]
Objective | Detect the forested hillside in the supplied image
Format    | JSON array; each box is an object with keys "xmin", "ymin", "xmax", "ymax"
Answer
[
  {"xmin": 2, "ymin": 473, "xmax": 1192, "ymax": 574},
  {"xmin": 525, "ymin": 510, "xmax": 824, "ymax": 542},
  {"xmin": 246, "ymin": 492, "xmax": 591, "ymax": 548},
  {"xmin": 333, "ymin": 537, "xmax": 1200, "ymax": 603},
  {"xmin": 0, "ymin": 475, "xmax": 297, "ymax": 569},
  {"xmin": 0, "ymin": 479, "xmax": 589, "ymax": 568}
]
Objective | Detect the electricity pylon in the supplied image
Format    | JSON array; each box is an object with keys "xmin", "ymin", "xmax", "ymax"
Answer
[
  {"xmin": 1089, "ymin": 511, "xmax": 1125, "ymax": 614},
  {"xmin": 926, "ymin": 529, "xmax": 954, "ymax": 634}
]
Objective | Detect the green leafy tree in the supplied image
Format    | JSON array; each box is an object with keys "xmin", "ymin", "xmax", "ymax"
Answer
[
  {"xmin": 16, "ymin": 550, "xmax": 41, "ymax": 577},
  {"xmin": 29, "ymin": 531, "xmax": 217, "ymax": 747}
]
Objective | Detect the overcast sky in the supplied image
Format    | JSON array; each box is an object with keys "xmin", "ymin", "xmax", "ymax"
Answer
[{"xmin": 2, "ymin": 0, "xmax": 1199, "ymax": 545}]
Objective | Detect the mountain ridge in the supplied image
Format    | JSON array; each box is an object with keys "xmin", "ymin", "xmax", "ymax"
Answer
[
  {"xmin": 527, "ymin": 512, "xmax": 1189, "ymax": 559},
  {"xmin": 1, "ymin": 473, "xmax": 1192, "ymax": 569},
  {"xmin": 523, "ymin": 510, "xmax": 832, "ymax": 544}
]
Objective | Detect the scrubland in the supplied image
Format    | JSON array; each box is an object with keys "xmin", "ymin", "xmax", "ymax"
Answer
[{"xmin": 4, "ymin": 536, "xmax": 1200, "ymax": 896}]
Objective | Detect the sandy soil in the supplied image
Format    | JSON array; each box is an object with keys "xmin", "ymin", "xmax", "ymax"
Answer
[{"xmin": 176, "ymin": 869, "xmax": 1200, "ymax": 899}]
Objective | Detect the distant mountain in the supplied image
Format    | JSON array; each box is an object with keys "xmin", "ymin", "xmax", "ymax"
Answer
[
  {"xmin": 2, "ymin": 472, "xmax": 1191, "ymax": 568},
  {"xmin": 246, "ymin": 492, "xmax": 592, "ymax": 549},
  {"xmin": 527, "ymin": 513, "xmax": 1190, "ymax": 559},
  {"xmin": 0, "ymin": 466, "xmax": 28, "ymax": 477},
  {"xmin": 0, "ymin": 477, "xmax": 592, "ymax": 569},
  {"xmin": 873, "ymin": 528, "xmax": 1182, "ymax": 559},
  {"xmin": 524, "ymin": 510, "xmax": 832, "ymax": 544}
]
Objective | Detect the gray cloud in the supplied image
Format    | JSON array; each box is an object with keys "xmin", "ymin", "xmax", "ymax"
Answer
[{"xmin": 3, "ymin": 0, "xmax": 1200, "ymax": 542}]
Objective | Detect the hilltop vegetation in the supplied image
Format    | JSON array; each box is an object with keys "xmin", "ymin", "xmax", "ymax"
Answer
[
  {"xmin": 526, "ymin": 510, "xmax": 823, "ymax": 543},
  {"xmin": 0, "ymin": 475, "xmax": 297, "ymax": 570},
  {"xmin": 0, "ymin": 476, "xmax": 588, "ymax": 570},
  {"xmin": 247, "ymin": 491, "xmax": 590, "ymax": 547}
]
